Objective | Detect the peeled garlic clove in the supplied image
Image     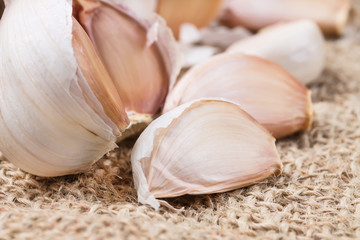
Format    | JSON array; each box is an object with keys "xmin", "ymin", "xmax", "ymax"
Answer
[
  {"xmin": 132, "ymin": 99, "xmax": 282, "ymax": 210},
  {"xmin": 220, "ymin": 0, "xmax": 351, "ymax": 36},
  {"xmin": 75, "ymin": 0, "xmax": 180, "ymax": 119},
  {"xmin": 0, "ymin": 0, "xmax": 129, "ymax": 176},
  {"xmin": 157, "ymin": 0, "xmax": 224, "ymax": 38},
  {"xmin": 164, "ymin": 54, "xmax": 313, "ymax": 139},
  {"xmin": 226, "ymin": 20, "xmax": 325, "ymax": 85}
]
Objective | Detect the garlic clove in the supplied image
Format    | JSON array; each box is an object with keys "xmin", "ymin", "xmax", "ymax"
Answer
[
  {"xmin": 72, "ymin": 18, "xmax": 129, "ymax": 131},
  {"xmin": 0, "ymin": 0, "xmax": 129, "ymax": 176},
  {"xmin": 75, "ymin": 0, "xmax": 180, "ymax": 118},
  {"xmin": 132, "ymin": 99, "xmax": 282, "ymax": 210},
  {"xmin": 163, "ymin": 54, "xmax": 313, "ymax": 139},
  {"xmin": 220, "ymin": 0, "xmax": 351, "ymax": 36},
  {"xmin": 226, "ymin": 20, "xmax": 325, "ymax": 85},
  {"xmin": 156, "ymin": 0, "xmax": 224, "ymax": 38}
]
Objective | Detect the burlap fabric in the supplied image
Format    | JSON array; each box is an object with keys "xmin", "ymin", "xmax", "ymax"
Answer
[{"xmin": 0, "ymin": 2, "xmax": 359, "ymax": 239}]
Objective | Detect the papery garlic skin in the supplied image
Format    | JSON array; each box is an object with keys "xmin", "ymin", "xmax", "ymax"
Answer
[
  {"xmin": 0, "ymin": 0, "xmax": 129, "ymax": 176},
  {"xmin": 132, "ymin": 99, "xmax": 282, "ymax": 210},
  {"xmin": 75, "ymin": 0, "xmax": 180, "ymax": 117},
  {"xmin": 163, "ymin": 54, "xmax": 313, "ymax": 139},
  {"xmin": 221, "ymin": 0, "xmax": 351, "ymax": 36},
  {"xmin": 110, "ymin": 0, "xmax": 158, "ymax": 17},
  {"xmin": 226, "ymin": 20, "xmax": 325, "ymax": 85}
]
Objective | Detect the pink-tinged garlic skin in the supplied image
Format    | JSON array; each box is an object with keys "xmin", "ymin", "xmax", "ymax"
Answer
[
  {"xmin": 221, "ymin": 0, "xmax": 351, "ymax": 36},
  {"xmin": 74, "ymin": 0, "xmax": 180, "ymax": 116},
  {"xmin": 132, "ymin": 99, "xmax": 282, "ymax": 210},
  {"xmin": 163, "ymin": 54, "xmax": 313, "ymax": 139},
  {"xmin": 226, "ymin": 20, "xmax": 325, "ymax": 85}
]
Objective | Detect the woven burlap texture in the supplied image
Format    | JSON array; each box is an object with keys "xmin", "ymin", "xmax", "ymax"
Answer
[{"xmin": 1, "ymin": 2, "xmax": 360, "ymax": 240}]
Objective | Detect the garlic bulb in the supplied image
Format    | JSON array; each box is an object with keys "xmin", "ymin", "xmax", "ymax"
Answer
[
  {"xmin": 163, "ymin": 54, "xmax": 313, "ymax": 139},
  {"xmin": 0, "ymin": 0, "xmax": 129, "ymax": 176},
  {"xmin": 74, "ymin": 0, "xmax": 180, "ymax": 119},
  {"xmin": 220, "ymin": 0, "xmax": 351, "ymax": 36},
  {"xmin": 132, "ymin": 99, "xmax": 282, "ymax": 210},
  {"xmin": 226, "ymin": 20, "xmax": 325, "ymax": 85}
]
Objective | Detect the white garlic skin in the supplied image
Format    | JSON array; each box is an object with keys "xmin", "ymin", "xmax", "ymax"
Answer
[
  {"xmin": 0, "ymin": 0, "xmax": 123, "ymax": 176},
  {"xmin": 132, "ymin": 99, "xmax": 282, "ymax": 210},
  {"xmin": 227, "ymin": 20, "xmax": 325, "ymax": 85}
]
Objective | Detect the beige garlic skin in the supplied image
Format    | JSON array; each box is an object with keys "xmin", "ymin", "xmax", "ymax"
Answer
[
  {"xmin": 163, "ymin": 54, "xmax": 313, "ymax": 139},
  {"xmin": 109, "ymin": 0, "xmax": 224, "ymax": 39},
  {"xmin": 221, "ymin": 0, "xmax": 351, "ymax": 36},
  {"xmin": 132, "ymin": 99, "xmax": 282, "ymax": 210},
  {"xmin": 0, "ymin": 0, "xmax": 129, "ymax": 176},
  {"xmin": 74, "ymin": 0, "xmax": 180, "ymax": 117},
  {"xmin": 226, "ymin": 20, "xmax": 325, "ymax": 85}
]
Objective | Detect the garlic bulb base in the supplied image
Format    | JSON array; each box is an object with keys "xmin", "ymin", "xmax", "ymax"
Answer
[{"xmin": 117, "ymin": 114, "xmax": 154, "ymax": 142}]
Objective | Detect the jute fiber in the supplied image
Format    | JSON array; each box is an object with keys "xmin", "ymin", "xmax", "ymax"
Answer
[{"xmin": 0, "ymin": 1, "xmax": 359, "ymax": 239}]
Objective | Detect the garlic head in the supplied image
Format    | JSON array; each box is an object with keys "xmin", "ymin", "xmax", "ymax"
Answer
[{"xmin": 0, "ymin": 0, "xmax": 129, "ymax": 176}]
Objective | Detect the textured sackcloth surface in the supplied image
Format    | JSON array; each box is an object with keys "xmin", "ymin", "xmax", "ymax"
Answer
[{"xmin": 1, "ymin": 2, "xmax": 360, "ymax": 240}]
